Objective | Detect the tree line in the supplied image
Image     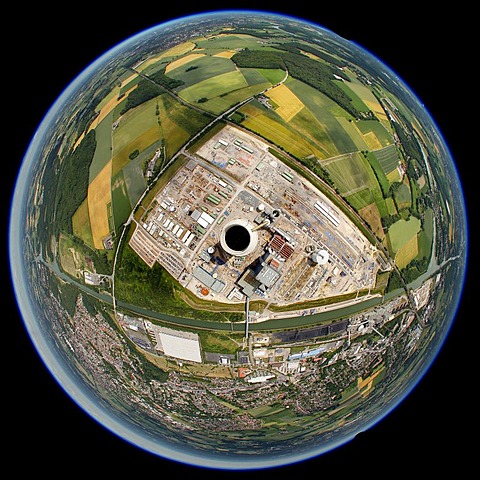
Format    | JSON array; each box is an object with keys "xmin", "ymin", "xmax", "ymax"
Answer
[{"xmin": 54, "ymin": 130, "xmax": 96, "ymax": 234}]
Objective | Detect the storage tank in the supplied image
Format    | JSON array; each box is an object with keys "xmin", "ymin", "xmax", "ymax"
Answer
[{"xmin": 311, "ymin": 249, "xmax": 329, "ymax": 265}]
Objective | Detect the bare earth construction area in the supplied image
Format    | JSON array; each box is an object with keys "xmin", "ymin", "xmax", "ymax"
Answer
[{"xmin": 129, "ymin": 125, "xmax": 383, "ymax": 321}]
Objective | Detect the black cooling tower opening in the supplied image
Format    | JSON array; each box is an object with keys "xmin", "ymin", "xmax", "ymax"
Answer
[{"xmin": 225, "ymin": 225, "xmax": 250, "ymax": 251}]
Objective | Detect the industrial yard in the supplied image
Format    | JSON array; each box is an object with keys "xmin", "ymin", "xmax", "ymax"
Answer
[{"xmin": 128, "ymin": 125, "xmax": 383, "ymax": 320}]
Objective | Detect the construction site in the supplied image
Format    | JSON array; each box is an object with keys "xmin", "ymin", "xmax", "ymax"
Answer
[{"xmin": 128, "ymin": 125, "xmax": 383, "ymax": 319}]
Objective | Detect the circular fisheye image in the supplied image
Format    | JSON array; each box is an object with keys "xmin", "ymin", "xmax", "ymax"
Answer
[{"xmin": 9, "ymin": 9, "xmax": 468, "ymax": 470}]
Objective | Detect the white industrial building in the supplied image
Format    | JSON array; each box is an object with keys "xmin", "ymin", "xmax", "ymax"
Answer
[{"xmin": 153, "ymin": 326, "xmax": 202, "ymax": 363}]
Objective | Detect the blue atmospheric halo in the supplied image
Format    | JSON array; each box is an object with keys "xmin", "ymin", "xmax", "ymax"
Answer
[{"xmin": 10, "ymin": 10, "xmax": 468, "ymax": 470}]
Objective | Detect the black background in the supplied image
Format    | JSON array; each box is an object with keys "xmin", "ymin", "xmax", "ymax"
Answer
[{"xmin": 5, "ymin": 2, "xmax": 474, "ymax": 477}]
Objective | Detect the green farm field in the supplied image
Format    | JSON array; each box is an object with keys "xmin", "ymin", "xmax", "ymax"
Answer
[
  {"xmin": 112, "ymin": 98, "xmax": 161, "ymax": 176},
  {"xmin": 239, "ymin": 77, "xmax": 361, "ymax": 160},
  {"xmin": 72, "ymin": 198, "xmax": 94, "ymax": 248},
  {"xmin": 156, "ymin": 93, "xmax": 210, "ymax": 158},
  {"xmin": 388, "ymin": 217, "xmax": 421, "ymax": 252},
  {"xmin": 417, "ymin": 208, "xmax": 434, "ymax": 259},
  {"xmin": 287, "ymin": 78, "xmax": 357, "ymax": 154},
  {"xmin": 122, "ymin": 156, "xmax": 147, "ymax": 207},
  {"xmin": 374, "ymin": 144, "xmax": 401, "ymax": 175},
  {"xmin": 323, "ymin": 152, "xmax": 377, "ymax": 196},
  {"xmin": 111, "ymin": 170, "xmax": 132, "ymax": 231},
  {"xmin": 240, "ymin": 101, "xmax": 325, "ymax": 159},
  {"xmin": 202, "ymin": 83, "xmax": 270, "ymax": 115},
  {"xmin": 89, "ymin": 111, "xmax": 113, "ymax": 183},
  {"xmin": 394, "ymin": 182, "xmax": 412, "ymax": 210},
  {"xmin": 334, "ymin": 80, "xmax": 370, "ymax": 112},
  {"xmin": 178, "ymin": 70, "xmax": 248, "ymax": 105},
  {"xmin": 356, "ymin": 120, "xmax": 392, "ymax": 148},
  {"xmin": 167, "ymin": 55, "xmax": 237, "ymax": 89},
  {"xmin": 195, "ymin": 34, "xmax": 268, "ymax": 52},
  {"xmin": 257, "ymin": 68, "xmax": 286, "ymax": 84}
]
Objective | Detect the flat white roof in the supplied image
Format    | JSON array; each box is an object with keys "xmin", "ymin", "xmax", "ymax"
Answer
[{"xmin": 156, "ymin": 327, "xmax": 202, "ymax": 363}]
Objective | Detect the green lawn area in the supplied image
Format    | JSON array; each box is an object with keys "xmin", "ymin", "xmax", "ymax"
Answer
[
  {"xmin": 388, "ymin": 217, "xmax": 421, "ymax": 252},
  {"xmin": 89, "ymin": 111, "xmax": 113, "ymax": 183},
  {"xmin": 198, "ymin": 330, "xmax": 242, "ymax": 354}
]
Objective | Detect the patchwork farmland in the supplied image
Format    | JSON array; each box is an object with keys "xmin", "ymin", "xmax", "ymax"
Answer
[{"xmin": 66, "ymin": 27, "xmax": 431, "ymax": 282}]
